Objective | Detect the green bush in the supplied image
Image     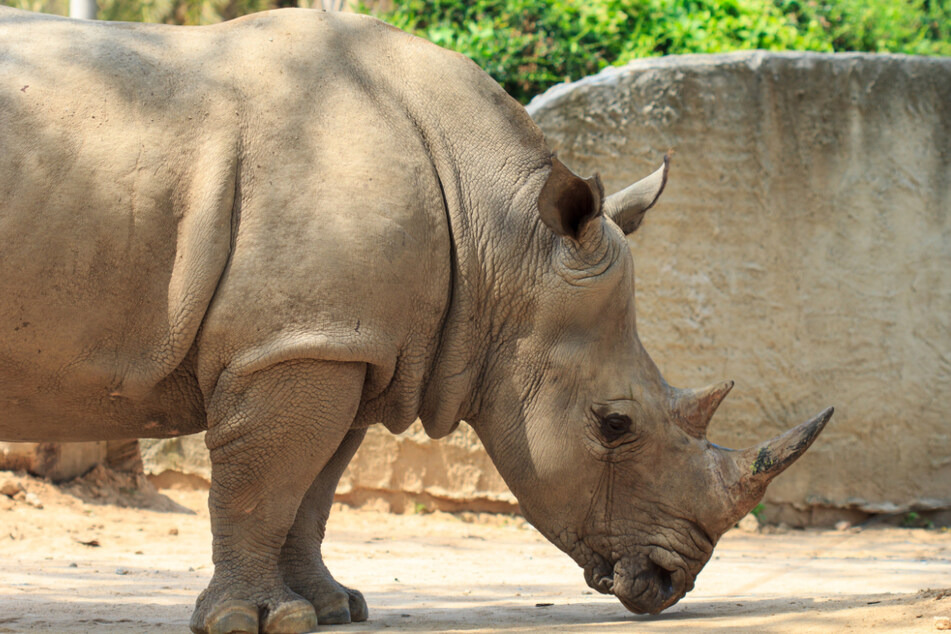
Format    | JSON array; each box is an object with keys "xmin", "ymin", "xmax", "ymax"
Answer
[
  {"xmin": 2, "ymin": 0, "xmax": 284, "ymax": 24},
  {"xmin": 3, "ymin": 0, "xmax": 948, "ymax": 102},
  {"xmin": 780, "ymin": 0, "xmax": 951, "ymax": 56},
  {"xmin": 373, "ymin": 0, "xmax": 827, "ymax": 100},
  {"xmin": 369, "ymin": 0, "xmax": 949, "ymax": 102}
]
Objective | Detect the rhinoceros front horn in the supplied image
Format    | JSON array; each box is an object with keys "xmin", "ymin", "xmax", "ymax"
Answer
[{"xmin": 728, "ymin": 407, "xmax": 835, "ymax": 514}]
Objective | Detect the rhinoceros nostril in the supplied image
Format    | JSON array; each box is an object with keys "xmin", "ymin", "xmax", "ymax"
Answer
[{"xmin": 653, "ymin": 564, "xmax": 674, "ymax": 597}]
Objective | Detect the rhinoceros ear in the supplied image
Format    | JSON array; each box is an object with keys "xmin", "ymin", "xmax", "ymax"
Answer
[
  {"xmin": 537, "ymin": 156, "xmax": 604, "ymax": 240},
  {"xmin": 603, "ymin": 154, "xmax": 670, "ymax": 235}
]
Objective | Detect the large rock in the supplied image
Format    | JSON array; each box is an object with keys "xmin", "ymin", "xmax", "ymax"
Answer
[
  {"xmin": 139, "ymin": 425, "xmax": 518, "ymax": 513},
  {"xmin": 0, "ymin": 441, "xmax": 106, "ymax": 482},
  {"xmin": 0, "ymin": 439, "xmax": 141, "ymax": 482},
  {"xmin": 140, "ymin": 435, "xmax": 211, "ymax": 484},
  {"xmin": 125, "ymin": 52, "xmax": 951, "ymax": 520},
  {"xmin": 527, "ymin": 51, "xmax": 951, "ymax": 515},
  {"xmin": 337, "ymin": 422, "xmax": 516, "ymax": 513}
]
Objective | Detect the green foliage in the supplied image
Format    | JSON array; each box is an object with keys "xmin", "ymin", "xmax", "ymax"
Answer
[
  {"xmin": 3, "ymin": 0, "xmax": 300, "ymax": 25},
  {"xmin": 6, "ymin": 0, "xmax": 67, "ymax": 15},
  {"xmin": 902, "ymin": 510, "xmax": 921, "ymax": 526},
  {"xmin": 3, "ymin": 0, "xmax": 948, "ymax": 100},
  {"xmin": 366, "ymin": 0, "xmax": 949, "ymax": 101},
  {"xmin": 901, "ymin": 510, "xmax": 936, "ymax": 529},
  {"xmin": 367, "ymin": 0, "xmax": 828, "ymax": 101},
  {"xmin": 751, "ymin": 503, "xmax": 766, "ymax": 518},
  {"xmin": 780, "ymin": 0, "xmax": 951, "ymax": 56}
]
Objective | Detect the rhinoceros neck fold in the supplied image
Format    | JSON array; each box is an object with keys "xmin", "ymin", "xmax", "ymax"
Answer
[
  {"xmin": 413, "ymin": 133, "xmax": 552, "ymax": 439},
  {"xmin": 396, "ymin": 95, "xmax": 552, "ymax": 438},
  {"xmin": 360, "ymin": 29, "xmax": 556, "ymax": 439},
  {"xmin": 415, "ymin": 165, "xmax": 483, "ymax": 438}
]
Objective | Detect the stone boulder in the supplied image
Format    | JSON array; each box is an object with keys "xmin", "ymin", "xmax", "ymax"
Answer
[
  {"xmin": 33, "ymin": 52, "xmax": 951, "ymax": 523},
  {"xmin": 140, "ymin": 435, "xmax": 212, "ymax": 489},
  {"xmin": 0, "ymin": 441, "xmax": 106, "ymax": 482},
  {"xmin": 527, "ymin": 51, "xmax": 951, "ymax": 518},
  {"xmin": 138, "ymin": 424, "xmax": 517, "ymax": 513}
]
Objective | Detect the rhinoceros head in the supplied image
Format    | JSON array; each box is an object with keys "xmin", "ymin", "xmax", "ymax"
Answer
[{"xmin": 469, "ymin": 155, "xmax": 832, "ymax": 615}]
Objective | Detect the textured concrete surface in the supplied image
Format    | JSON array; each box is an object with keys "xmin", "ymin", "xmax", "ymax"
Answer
[
  {"xmin": 335, "ymin": 422, "xmax": 517, "ymax": 513},
  {"xmin": 343, "ymin": 51, "xmax": 951, "ymax": 518},
  {"xmin": 527, "ymin": 51, "xmax": 951, "ymax": 515},
  {"xmin": 139, "ymin": 424, "xmax": 520, "ymax": 513},
  {"xmin": 0, "ymin": 441, "xmax": 106, "ymax": 481},
  {"xmin": 140, "ymin": 435, "xmax": 211, "ymax": 482}
]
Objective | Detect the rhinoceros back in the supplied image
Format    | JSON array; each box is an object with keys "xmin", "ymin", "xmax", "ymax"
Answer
[
  {"xmin": 0, "ymin": 9, "xmax": 237, "ymax": 440},
  {"xmin": 0, "ymin": 8, "xmax": 544, "ymax": 442}
]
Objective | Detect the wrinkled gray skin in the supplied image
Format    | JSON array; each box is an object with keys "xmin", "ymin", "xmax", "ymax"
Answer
[{"xmin": 0, "ymin": 7, "xmax": 833, "ymax": 633}]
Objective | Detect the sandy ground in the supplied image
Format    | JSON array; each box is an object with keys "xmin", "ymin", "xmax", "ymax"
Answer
[{"xmin": 0, "ymin": 469, "xmax": 949, "ymax": 633}]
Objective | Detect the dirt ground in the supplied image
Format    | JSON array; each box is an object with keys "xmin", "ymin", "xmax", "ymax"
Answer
[{"xmin": 0, "ymin": 469, "xmax": 949, "ymax": 633}]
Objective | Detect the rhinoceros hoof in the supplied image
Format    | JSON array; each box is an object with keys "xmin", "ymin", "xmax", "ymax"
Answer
[
  {"xmin": 190, "ymin": 598, "xmax": 258, "ymax": 634},
  {"xmin": 346, "ymin": 587, "xmax": 368, "ymax": 623},
  {"xmin": 262, "ymin": 599, "xmax": 319, "ymax": 633},
  {"xmin": 190, "ymin": 592, "xmax": 317, "ymax": 634},
  {"xmin": 315, "ymin": 586, "xmax": 368, "ymax": 624},
  {"xmin": 283, "ymin": 565, "xmax": 369, "ymax": 625}
]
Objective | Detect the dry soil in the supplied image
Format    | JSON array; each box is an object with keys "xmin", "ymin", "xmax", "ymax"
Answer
[{"xmin": 0, "ymin": 469, "xmax": 949, "ymax": 632}]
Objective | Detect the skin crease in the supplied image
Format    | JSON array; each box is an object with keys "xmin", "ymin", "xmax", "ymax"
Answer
[
  {"xmin": 468, "ymin": 217, "xmax": 737, "ymax": 615},
  {"xmin": 0, "ymin": 7, "xmax": 831, "ymax": 633}
]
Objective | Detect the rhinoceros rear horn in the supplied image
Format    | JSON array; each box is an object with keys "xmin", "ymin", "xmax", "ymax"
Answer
[
  {"xmin": 537, "ymin": 156, "xmax": 604, "ymax": 240},
  {"xmin": 604, "ymin": 154, "xmax": 670, "ymax": 235},
  {"xmin": 672, "ymin": 380, "xmax": 734, "ymax": 438}
]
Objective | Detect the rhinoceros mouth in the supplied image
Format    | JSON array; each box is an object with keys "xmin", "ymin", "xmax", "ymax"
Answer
[
  {"xmin": 583, "ymin": 542, "xmax": 707, "ymax": 615},
  {"xmin": 612, "ymin": 555, "xmax": 693, "ymax": 614}
]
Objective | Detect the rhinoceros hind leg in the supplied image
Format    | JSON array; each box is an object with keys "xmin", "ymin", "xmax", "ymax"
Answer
[
  {"xmin": 192, "ymin": 360, "xmax": 366, "ymax": 634},
  {"xmin": 280, "ymin": 428, "xmax": 369, "ymax": 624}
]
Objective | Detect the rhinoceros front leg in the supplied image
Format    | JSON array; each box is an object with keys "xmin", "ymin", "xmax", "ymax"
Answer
[
  {"xmin": 279, "ymin": 428, "xmax": 368, "ymax": 624},
  {"xmin": 190, "ymin": 360, "xmax": 365, "ymax": 634}
]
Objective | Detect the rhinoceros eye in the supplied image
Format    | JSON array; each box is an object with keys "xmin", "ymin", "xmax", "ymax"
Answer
[{"xmin": 599, "ymin": 413, "xmax": 632, "ymax": 443}]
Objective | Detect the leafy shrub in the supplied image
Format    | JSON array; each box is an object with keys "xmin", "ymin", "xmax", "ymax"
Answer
[
  {"xmin": 3, "ymin": 0, "xmax": 284, "ymax": 24},
  {"xmin": 3, "ymin": 0, "xmax": 948, "ymax": 102},
  {"xmin": 369, "ymin": 0, "xmax": 949, "ymax": 102},
  {"xmin": 780, "ymin": 0, "xmax": 951, "ymax": 56}
]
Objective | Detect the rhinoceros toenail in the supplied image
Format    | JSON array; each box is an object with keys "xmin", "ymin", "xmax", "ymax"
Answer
[
  {"xmin": 205, "ymin": 601, "xmax": 258, "ymax": 634},
  {"xmin": 263, "ymin": 601, "xmax": 317, "ymax": 634}
]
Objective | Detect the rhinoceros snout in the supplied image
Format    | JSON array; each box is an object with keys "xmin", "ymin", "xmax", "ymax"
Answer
[
  {"xmin": 603, "ymin": 549, "xmax": 698, "ymax": 615},
  {"xmin": 613, "ymin": 560, "xmax": 689, "ymax": 615}
]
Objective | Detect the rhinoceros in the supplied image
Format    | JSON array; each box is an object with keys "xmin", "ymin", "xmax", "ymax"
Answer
[{"xmin": 0, "ymin": 6, "xmax": 833, "ymax": 633}]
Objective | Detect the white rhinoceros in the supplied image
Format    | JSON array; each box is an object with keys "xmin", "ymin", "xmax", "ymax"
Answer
[{"xmin": 0, "ymin": 7, "xmax": 833, "ymax": 633}]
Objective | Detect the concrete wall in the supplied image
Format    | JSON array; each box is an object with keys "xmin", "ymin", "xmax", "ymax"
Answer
[
  {"xmin": 335, "ymin": 423, "xmax": 516, "ymax": 513},
  {"xmin": 14, "ymin": 52, "xmax": 950, "ymax": 522},
  {"xmin": 333, "ymin": 52, "xmax": 951, "ymax": 520},
  {"xmin": 526, "ymin": 51, "xmax": 950, "ymax": 516},
  {"xmin": 0, "ymin": 441, "xmax": 106, "ymax": 481},
  {"xmin": 138, "ymin": 424, "xmax": 520, "ymax": 514}
]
